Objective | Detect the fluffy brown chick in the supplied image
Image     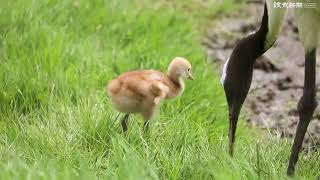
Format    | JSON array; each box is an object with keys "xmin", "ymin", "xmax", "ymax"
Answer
[{"xmin": 107, "ymin": 57, "xmax": 193, "ymax": 131}]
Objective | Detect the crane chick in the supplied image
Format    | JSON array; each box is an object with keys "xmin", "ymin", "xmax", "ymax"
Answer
[{"xmin": 107, "ymin": 57, "xmax": 193, "ymax": 131}]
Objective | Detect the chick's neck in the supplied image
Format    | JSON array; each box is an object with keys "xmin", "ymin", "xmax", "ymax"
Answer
[{"xmin": 167, "ymin": 71, "xmax": 185, "ymax": 92}]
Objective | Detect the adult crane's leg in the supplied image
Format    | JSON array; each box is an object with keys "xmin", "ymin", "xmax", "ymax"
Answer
[{"xmin": 287, "ymin": 48, "xmax": 317, "ymax": 176}]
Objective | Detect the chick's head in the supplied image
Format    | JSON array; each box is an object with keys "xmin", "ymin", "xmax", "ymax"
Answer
[{"xmin": 168, "ymin": 57, "xmax": 194, "ymax": 81}]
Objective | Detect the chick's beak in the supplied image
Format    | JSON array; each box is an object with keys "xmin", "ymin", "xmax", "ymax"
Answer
[{"xmin": 188, "ymin": 72, "xmax": 194, "ymax": 80}]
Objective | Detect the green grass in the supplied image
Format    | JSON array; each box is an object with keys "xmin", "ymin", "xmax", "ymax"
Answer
[{"xmin": 0, "ymin": 0, "xmax": 319, "ymax": 179}]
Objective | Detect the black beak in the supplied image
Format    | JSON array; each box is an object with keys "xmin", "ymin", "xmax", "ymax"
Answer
[
  {"xmin": 227, "ymin": 101, "xmax": 242, "ymax": 156},
  {"xmin": 223, "ymin": 2, "xmax": 270, "ymax": 157}
]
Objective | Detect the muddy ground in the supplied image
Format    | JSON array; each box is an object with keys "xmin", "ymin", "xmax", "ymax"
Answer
[{"xmin": 203, "ymin": 1, "xmax": 320, "ymax": 150}]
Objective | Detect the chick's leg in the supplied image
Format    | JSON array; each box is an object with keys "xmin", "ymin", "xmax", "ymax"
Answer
[
  {"xmin": 142, "ymin": 106, "xmax": 155, "ymax": 131},
  {"xmin": 121, "ymin": 114, "xmax": 130, "ymax": 132}
]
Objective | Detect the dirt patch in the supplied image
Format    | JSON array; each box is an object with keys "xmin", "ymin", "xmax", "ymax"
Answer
[{"xmin": 203, "ymin": 1, "xmax": 320, "ymax": 150}]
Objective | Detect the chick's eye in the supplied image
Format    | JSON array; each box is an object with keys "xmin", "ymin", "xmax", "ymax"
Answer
[{"xmin": 187, "ymin": 68, "xmax": 191, "ymax": 72}]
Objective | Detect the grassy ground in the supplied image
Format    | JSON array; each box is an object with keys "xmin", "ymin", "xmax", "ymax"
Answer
[{"xmin": 0, "ymin": 0, "xmax": 320, "ymax": 179}]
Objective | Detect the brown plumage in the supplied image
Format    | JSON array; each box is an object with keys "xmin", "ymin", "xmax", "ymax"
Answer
[{"xmin": 107, "ymin": 57, "xmax": 193, "ymax": 131}]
